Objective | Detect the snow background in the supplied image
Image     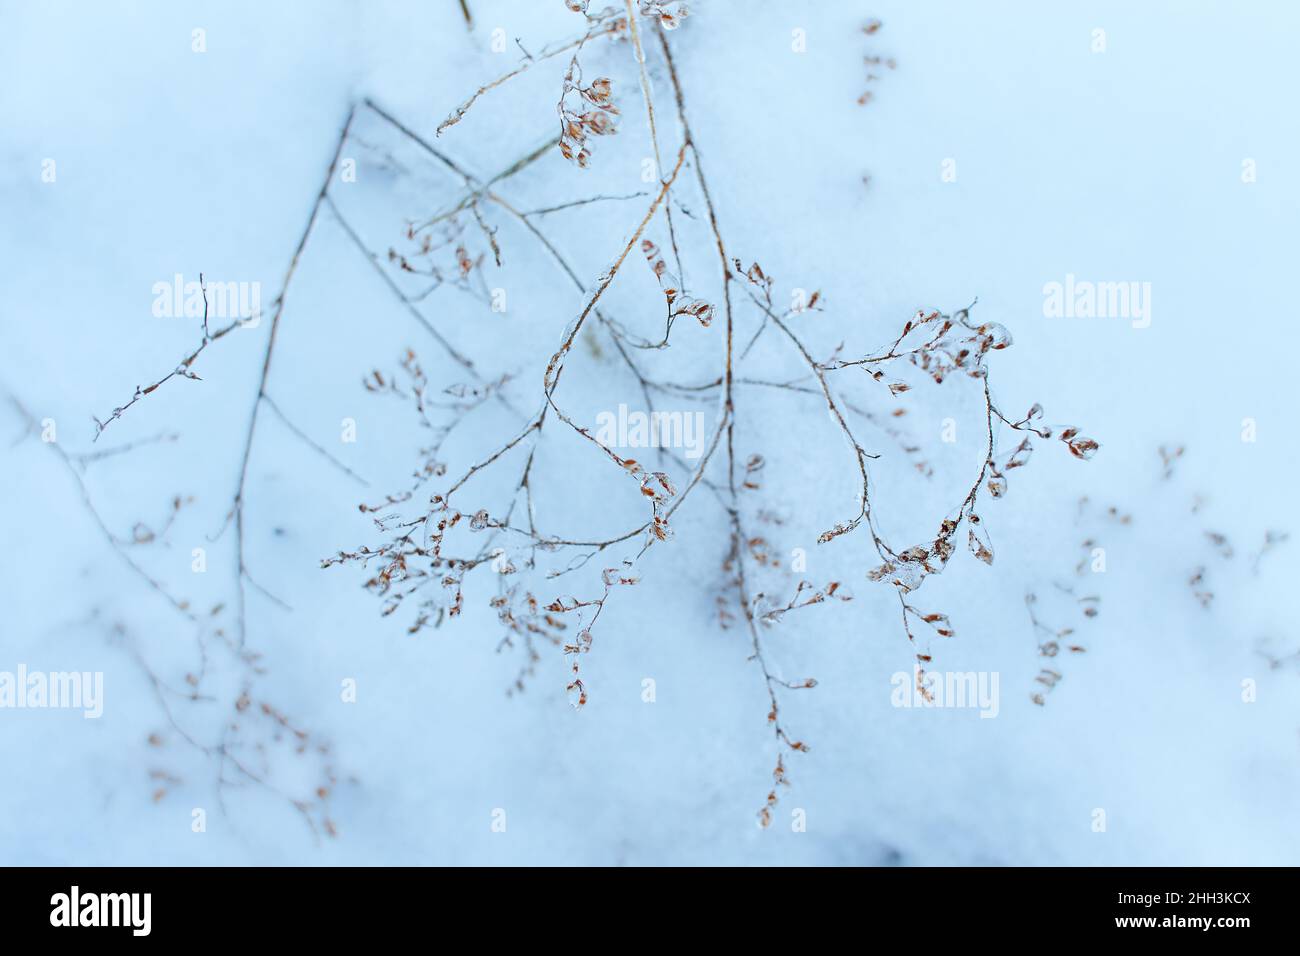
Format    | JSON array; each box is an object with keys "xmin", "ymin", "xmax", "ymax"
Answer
[{"xmin": 1, "ymin": 0, "xmax": 1297, "ymax": 865}]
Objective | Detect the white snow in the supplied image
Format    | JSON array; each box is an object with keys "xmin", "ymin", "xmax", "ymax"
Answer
[{"xmin": 1, "ymin": 0, "xmax": 1297, "ymax": 865}]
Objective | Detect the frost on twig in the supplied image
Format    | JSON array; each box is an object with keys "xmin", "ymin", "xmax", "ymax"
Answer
[
  {"xmin": 436, "ymin": 8, "xmax": 628, "ymax": 137},
  {"xmin": 558, "ymin": 59, "xmax": 620, "ymax": 167},
  {"xmin": 324, "ymin": 6, "xmax": 1101, "ymax": 823},
  {"xmin": 77, "ymin": 5, "xmax": 1104, "ymax": 829}
]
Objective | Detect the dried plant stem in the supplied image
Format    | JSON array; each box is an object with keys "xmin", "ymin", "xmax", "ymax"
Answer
[
  {"xmin": 436, "ymin": 12, "xmax": 626, "ymax": 136},
  {"xmin": 328, "ymin": 17, "xmax": 1097, "ymax": 823},
  {"xmin": 228, "ymin": 104, "xmax": 357, "ymax": 646},
  {"xmin": 625, "ymin": 0, "xmax": 662, "ymax": 174},
  {"xmin": 91, "ymin": 276, "xmax": 245, "ymax": 440},
  {"xmin": 6, "ymin": 388, "xmax": 337, "ymax": 837},
  {"xmin": 5, "ymin": 389, "xmax": 196, "ymax": 620}
]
